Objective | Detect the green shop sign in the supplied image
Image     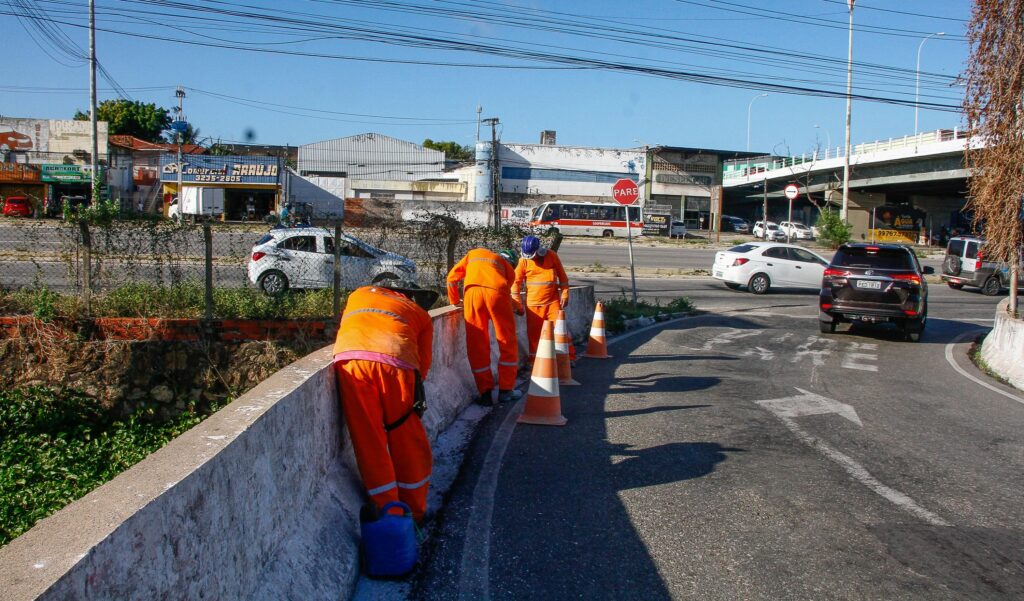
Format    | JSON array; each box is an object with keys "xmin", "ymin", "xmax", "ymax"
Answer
[{"xmin": 40, "ymin": 164, "xmax": 103, "ymax": 184}]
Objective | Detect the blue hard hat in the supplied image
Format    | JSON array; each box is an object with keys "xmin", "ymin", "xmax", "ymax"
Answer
[{"xmin": 521, "ymin": 235, "xmax": 541, "ymax": 259}]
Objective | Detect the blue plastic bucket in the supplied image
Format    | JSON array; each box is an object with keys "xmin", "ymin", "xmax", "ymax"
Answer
[{"xmin": 361, "ymin": 501, "xmax": 418, "ymax": 578}]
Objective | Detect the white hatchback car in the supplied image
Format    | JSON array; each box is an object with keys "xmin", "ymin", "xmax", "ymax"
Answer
[
  {"xmin": 712, "ymin": 242, "xmax": 829, "ymax": 294},
  {"xmin": 669, "ymin": 220, "xmax": 688, "ymax": 239},
  {"xmin": 778, "ymin": 221, "xmax": 814, "ymax": 240},
  {"xmin": 752, "ymin": 221, "xmax": 786, "ymax": 241},
  {"xmin": 247, "ymin": 227, "xmax": 417, "ymax": 294}
]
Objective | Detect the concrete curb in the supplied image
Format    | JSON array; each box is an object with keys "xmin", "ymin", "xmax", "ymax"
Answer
[{"xmin": 980, "ymin": 299, "xmax": 1024, "ymax": 391}]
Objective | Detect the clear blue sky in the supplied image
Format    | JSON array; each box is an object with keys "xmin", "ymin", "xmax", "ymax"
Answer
[{"xmin": 1, "ymin": 0, "xmax": 969, "ymax": 155}]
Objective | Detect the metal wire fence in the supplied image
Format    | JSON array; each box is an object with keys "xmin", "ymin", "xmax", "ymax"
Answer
[{"xmin": 0, "ymin": 214, "xmax": 546, "ymax": 319}]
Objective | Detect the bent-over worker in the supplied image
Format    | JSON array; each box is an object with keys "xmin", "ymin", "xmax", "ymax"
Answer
[
  {"xmin": 447, "ymin": 248, "xmax": 523, "ymax": 405},
  {"xmin": 333, "ymin": 281, "xmax": 437, "ymax": 522}
]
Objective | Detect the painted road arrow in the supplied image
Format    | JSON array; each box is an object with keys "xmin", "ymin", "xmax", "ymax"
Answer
[{"xmin": 755, "ymin": 387, "xmax": 862, "ymax": 427}]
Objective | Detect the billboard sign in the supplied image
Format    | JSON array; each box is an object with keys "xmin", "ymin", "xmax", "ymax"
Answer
[{"xmin": 160, "ymin": 154, "xmax": 281, "ymax": 185}]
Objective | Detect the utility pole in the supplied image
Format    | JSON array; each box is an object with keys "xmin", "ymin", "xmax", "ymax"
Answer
[
  {"xmin": 475, "ymin": 105, "xmax": 482, "ymax": 143},
  {"xmin": 482, "ymin": 117, "xmax": 500, "ymax": 230},
  {"xmin": 175, "ymin": 87, "xmax": 186, "ymax": 211},
  {"xmin": 842, "ymin": 0, "xmax": 855, "ymax": 222},
  {"xmin": 88, "ymin": 0, "xmax": 98, "ymax": 203},
  {"xmin": 762, "ymin": 180, "xmax": 769, "ymax": 239}
]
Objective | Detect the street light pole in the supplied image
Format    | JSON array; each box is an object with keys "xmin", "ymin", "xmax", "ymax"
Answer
[
  {"xmin": 915, "ymin": 32, "xmax": 945, "ymax": 135},
  {"xmin": 746, "ymin": 93, "xmax": 768, "ymax": 152},
  {"xmin": 88, "ymin": 0, "xmax": 98, "ymax": 204},
  {"xmin": 842, "ymin": 0, "xmax": 854, "ymax": 222}
]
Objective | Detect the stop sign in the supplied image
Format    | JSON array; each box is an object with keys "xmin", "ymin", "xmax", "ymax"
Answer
[{"xmin": 612, "ymin": 178, "xmax": 640, "ymax": 205}]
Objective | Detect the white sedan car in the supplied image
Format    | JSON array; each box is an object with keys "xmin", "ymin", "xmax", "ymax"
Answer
[
  {"xmin": 248, "ymin": 227, "xmax": 418, "ymax": 294},
  {"xmin": 712, "ymin": 242, "xmax": 829, "ymax": 294},
  {"xmin": 752, "ymin": 221, "xmax": 786, "ymax": 241},
  {"xmin": 779, "ymin": 221, "xmax": 815, "ymax": 240}
]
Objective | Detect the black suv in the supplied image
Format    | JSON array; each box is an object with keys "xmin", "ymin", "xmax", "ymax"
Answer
[{"xmin": 819, "ymin": 243, "xmax": 932, "ymax": 342}]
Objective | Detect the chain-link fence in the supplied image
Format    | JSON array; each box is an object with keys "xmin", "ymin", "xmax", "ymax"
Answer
[{"xmin": 0, "ymin": 213, "xmax": 547, "ymax": 319}]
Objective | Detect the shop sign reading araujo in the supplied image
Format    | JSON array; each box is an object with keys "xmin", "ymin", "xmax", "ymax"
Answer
[{"xmin": 159, "ymin": 154, "xmax": 281, "ymax": 185}]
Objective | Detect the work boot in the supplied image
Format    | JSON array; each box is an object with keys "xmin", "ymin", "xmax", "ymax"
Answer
[
  {"xmin": 498, "ymin": 389, "xmax": 522, "ymax": 403},
  {"xmin": 475, "ymin": 389, "xmax": 494, "ymax": 406}
]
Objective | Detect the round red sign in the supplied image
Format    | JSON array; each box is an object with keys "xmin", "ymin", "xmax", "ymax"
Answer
[{"xmin": 612, "ymin": 178, "xmax": 640, "ymax": 205}]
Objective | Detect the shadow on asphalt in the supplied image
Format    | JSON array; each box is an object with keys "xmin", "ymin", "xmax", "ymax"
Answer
[
  {"xmin": 827, "ymin": 317, "xmax": 987, "ymax": 346},
  {"xmin": 870, "ymin": 523, "xmax": 1024, "ymax": 600},
  {"xmin": 471, "ymin": 322, "xmax": 744, "ymax": 599}
]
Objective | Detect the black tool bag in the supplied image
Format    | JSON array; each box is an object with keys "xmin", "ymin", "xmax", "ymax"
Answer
[{"xmin": 384, "ymin": 370, "xmax": 427, "ymax": 432}]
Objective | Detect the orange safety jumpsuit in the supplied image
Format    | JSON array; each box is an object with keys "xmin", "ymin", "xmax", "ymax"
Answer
[
  {"xmin": 333, "ymin": 285, "xmax": 433, "ymax": 521},
  {"xmin": 447, "ymin": 248, "xmax": 520, "ymax": 393},
  {"xmin": 512, "ymin": 249, "xmax": 575, "ymax": 362}
]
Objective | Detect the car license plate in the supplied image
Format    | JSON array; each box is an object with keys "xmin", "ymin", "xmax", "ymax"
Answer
[
  {"xmin": 713, "ymin": 270, "xmax": 723, "ymax": 277},
  {"xmin": 856, "ymin": 280, "xmax": 881, "ymax": 290}
]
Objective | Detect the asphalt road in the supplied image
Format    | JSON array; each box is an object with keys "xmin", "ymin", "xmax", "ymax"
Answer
[{"xmin": 417, "ymin": 285, "xmax": 1022, "ymax": 600}]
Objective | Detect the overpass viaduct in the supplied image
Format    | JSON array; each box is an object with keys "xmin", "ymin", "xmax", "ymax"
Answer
[{"xmin": 722, "ymin": 129, "xmax": 972, "ymax": 243}]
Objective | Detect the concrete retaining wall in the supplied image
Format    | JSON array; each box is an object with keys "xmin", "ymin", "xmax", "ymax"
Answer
[
  {"xmin": 0, "ymin": 287, "xmax": 595, "ymax": 601},
  {"xmin": 981, "ymin": 299, "xmax": 1024, "ymax": 390}
]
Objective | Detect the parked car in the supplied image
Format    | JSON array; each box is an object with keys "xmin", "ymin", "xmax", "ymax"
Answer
[
  {"xmin": 778, "ymin": 221, "xmax": 814, "ymax": 240},
  {"xmin": 720, "ymin": 215, "xmax": 750, "ymax": 234},
  {"xmin": 819, "ymin": 243, "xmax": 931, "ymax": 342},
  {"xmin": 247, "ymin": 227, "xmax": 418, "ymax": 294},
  {"xmin": 712, "ymin": 242, "xmax": 829, "ymax": 294},
  {"xmin": 669, "ymin": 220, "xmax": 687, "ymax": 239},
  {"xmin": 941, "ymin": 235, "xmax": 1023, "ymax": 296},
  {"xmin": 752, "ymin": 221, "xmax": 786, "ymax": 241},
  {"xmin": 2, "ymin": 196, "xmax": 33, "ymax": 217}
]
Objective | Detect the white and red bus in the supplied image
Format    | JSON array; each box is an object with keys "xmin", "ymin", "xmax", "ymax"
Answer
[{"xmin": 530, "ymin": 201, "xmax": 644, "ymax": 238}]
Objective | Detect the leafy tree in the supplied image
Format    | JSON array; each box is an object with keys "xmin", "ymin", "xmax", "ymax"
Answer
[
  {"xmin": 815, "ymin": 210, "xmax": 851, "ymax": 249},
  {"xmin": 422, "ymin": 139, "xmax": 473, "ymax": 162},
  {"xmin": 74, "ymin": 100, "xmax": 171, "ymax": 142}
]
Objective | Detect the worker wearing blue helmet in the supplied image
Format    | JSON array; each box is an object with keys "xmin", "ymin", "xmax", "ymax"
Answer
[{"xmin": 512, "ymin": 235, "xmax": 575, "ymax": 363}]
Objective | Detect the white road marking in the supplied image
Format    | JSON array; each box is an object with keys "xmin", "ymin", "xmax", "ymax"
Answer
[
  {"xmin": 697, "ymin": 328, "xmax": 762, "ymax": 351},
  {"xmin": 945, "ymin": 331, "xmax": 1024, "ymax": 407},
  {"xmin": 756, "ymin": 388, "xmax": 863, "ymax": 426},
  {"xmin": 842, "ymin": 353, "xmax": 879, "ymax": 372},
  {"xmin": 772, "ymin": 332, "xmax": 794, "ymax": 343},
  {"xmin": 757, "ymin": 387, "xmax": 949, "ymax": 527},
  {"xmin": 842, "ymin": 342, "xmax": 879, "ymax": 372},
  {"xmin": 742, "ymin": 346, "xmax": 775, "ymax": 361},
  {"xmin": 457, "ymin": 400, "xmax": 524, "ymax": 601},
  {"xmin": 774, "ymin": 413, "xmax": 951, "ymax": 527},
  {"xmin": 792, "ymin": 335, "xmax": 835, "ymax": 366}
]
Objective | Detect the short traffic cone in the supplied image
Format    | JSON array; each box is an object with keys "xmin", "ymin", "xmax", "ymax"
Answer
[
  {"xmin": 517, "ymin": 320, "xmax": 567, "ymax": 426},
  {"xmin": 582, "ymin": 301, "xmax": 612, "ymax": 359},
  {"xmin": 554, "ymin": 311, "xmax": 580, "ymax": 386}
]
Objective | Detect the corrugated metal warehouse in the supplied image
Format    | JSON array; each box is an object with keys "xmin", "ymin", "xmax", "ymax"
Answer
[{"xmin": 298, "ymin": 133, "xmax": 445, "ymax": 182}]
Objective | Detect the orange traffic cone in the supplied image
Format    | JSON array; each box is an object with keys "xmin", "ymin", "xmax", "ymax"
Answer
[
  {"xmin": 517, "ymin": 320, "xmax": 567, "ymax": 426},
  {"xmin": 582, "ymin": 301, "xmax": 612, "ymax": 359},
  {"xmin": 554, "ymin": 311, "xmax": 580, "ymax": 386}
]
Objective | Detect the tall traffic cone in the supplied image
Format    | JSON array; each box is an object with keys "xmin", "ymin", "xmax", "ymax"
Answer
[
  {"xmin": 554, "ymin": 311, "xmax": 580, "ymax": 386},
  {"xmin": 517, "ymin": 320, "xmax": 567, "ymax": 426},
  {"xmin": 582, "ymin": 301, "xmax": 612, "ymax": 359}
]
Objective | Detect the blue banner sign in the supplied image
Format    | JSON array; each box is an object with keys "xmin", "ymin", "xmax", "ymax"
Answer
[{"xmin": 160, "ymin": 154, "xmax": 281, "ymax": 184}]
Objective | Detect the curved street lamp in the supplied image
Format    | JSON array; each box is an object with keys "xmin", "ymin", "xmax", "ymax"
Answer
[
  {"xmin": 747, "ymin": 93, "xmax": 769, "ymax": 152},
  {"xmin": 915, "ymin": 32, "xmax": 945, "ymax": 135}
]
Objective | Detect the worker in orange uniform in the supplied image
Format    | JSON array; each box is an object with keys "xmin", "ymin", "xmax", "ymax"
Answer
[
  {"xmin": 333, "ymin": 281, "xmax": 438, "ymax": 523},
  {"xmin": 447, "ymin": 248, "xmax": 523, "ymax": 406},
  {"xmin": 513, "ymin": 235, "xmax": 575, "ymax": 363}
]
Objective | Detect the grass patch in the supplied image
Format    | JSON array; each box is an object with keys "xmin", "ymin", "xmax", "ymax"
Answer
[
  {"xmin": 0, "ymin": 284, "xmax": 342, "ymax": 320},
  {"xmin": 968, "ymin": 337, "xmax": 1015, "ymax": 388},
  {"xmin": 600, "ymin": 294, "xmax": 694, "ymax": 333},
  {"xmin": 0, "ymin": 386, "xmax": 223, "ymax": 546}
]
